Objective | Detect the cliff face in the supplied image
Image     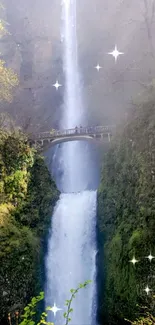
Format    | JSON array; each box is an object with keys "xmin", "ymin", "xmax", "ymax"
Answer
[
  {"xmin": 0, "ymin": 0, "xmax": 62, "ymax": 132},
  {"xmin": 0, "ymin": 130, "xmax": 59, "ymax": 325},
  {"xmin": 97, "ymin": 89, "xmax": 155, "ymax": 324},
  {"xmin": 2, "ymin": 0, "xmax": 155, "ymax": 129}
]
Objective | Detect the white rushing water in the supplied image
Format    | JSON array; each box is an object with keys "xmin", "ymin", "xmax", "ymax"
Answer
[
  {"xmin": 45, "ymin": 0, "xmax": 97, "ymax": 324},
  {"xmin": 46, "ymin": 192, "xmax": 97, "ymax": 325}
]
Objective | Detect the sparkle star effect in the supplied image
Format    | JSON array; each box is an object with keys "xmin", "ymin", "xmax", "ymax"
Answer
[
  {"xmin": 129, "ymin": 256, "xmax": 139, "ymax": 265},
  {"xmin": 50, "ymin": 303, "xmax": 62, "ymax": 317},
  {"xmin": 95, "ymin": 64, "xmax": 102, "ymax": 71},
  {"xmin": 146, "ymin": 253, "xmax": 155, "ymax": 262},
  {"xmin": 144, "ymin": 286, "xmax": 151, "ymax": 295},
  {"xmin": 53, "ymin": 81, "xmax": 62, "ymax": 90},
  {"xmin": 108, "ymin": 45, "xmax": 124, "ymax": 62}
]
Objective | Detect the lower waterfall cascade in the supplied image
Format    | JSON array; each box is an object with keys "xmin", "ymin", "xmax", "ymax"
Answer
[{"xmin": 45, "ymin": 190, "xmax": 97, "ymax": 324}]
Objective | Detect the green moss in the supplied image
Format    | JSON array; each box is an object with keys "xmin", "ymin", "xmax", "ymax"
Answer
[
  {"xmin": 128, "ymin": 229, "xmax": 144, "ymax": 248},
  {"xmin": 97, "ymin": 90, "xmax": 155, "ymax": 324}
]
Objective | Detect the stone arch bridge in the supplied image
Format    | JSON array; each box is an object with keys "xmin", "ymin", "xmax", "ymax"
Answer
[{"xmin": 29, "ymin": 125, "xmax": 115, "ymax": 151}]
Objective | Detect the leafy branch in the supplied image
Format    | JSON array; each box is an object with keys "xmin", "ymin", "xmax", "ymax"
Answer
[
  {"xmin": 17, "ymin": 280, "xmax": 92, "ymax": 325},
  {"xmin": 64, "ymin": 280, "xmax": 91, "ymax": 325}
]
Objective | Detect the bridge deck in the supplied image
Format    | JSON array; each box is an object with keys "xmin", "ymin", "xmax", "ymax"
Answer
[{"xmin": 32, "ymin": 125, "xmax": 114, "ymax": 140}]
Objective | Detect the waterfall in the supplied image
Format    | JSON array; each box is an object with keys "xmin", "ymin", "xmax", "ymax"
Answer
[{"xmin": 45, "ymin": 0, "xmax": 97, "ymax": 324}]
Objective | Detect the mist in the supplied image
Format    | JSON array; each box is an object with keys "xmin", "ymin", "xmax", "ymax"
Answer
[{"xmin": 1, "ymin": 0, "xmax": 155, "ymax": 129}]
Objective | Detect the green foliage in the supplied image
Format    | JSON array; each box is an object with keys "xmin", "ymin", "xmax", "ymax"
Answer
[
  {"xmin": 18, "ymin": 281, "xmax": 91, "ymax": 325},
  {"xmin": 126, "ymin": 303, "xmax": 155, "ymax": 324},
  {"xmin": 0, "ymin": 130, "xmax": 59, "ymax": 324},
  {"xmin": 129, "ymin": 313, "xmax": 155, "ymax": 325},
  {"xmin": 19, "ymin": 292, "xmax": 44, "ymax": 325},
  {"xmin": 97, "ymin": 90, "xmax": 155, "ymax": 324}
]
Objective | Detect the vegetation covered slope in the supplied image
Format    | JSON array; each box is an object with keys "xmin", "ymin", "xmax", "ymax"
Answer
[
  {"xmin": 97, "ymin": 90, "xmax": 155, "ymax": 325},
  {"xmin": 0, "ymin": 130, "xmax": 59, "ymax": 324}
]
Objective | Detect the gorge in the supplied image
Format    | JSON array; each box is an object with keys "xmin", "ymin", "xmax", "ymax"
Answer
[{"xmin": 1, "ymin": 0, "xmax": 155, "ymax": 325}]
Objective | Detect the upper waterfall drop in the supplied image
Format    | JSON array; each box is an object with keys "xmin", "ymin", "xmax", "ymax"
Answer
[
  {"xmin": 61, "ymin": 0, "xmax": 84, "ymax": 129},
  {"xmin": 55, "ymin": 0, "xmax": 99, "ymax": 193}
]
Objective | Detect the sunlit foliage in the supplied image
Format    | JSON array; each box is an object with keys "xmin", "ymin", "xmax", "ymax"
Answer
[
  {"xmin": 0, "ymin": 59, "xmax": 19, "ymax": 102},
  {"xmin": 0, "ymin": 5, "xmax": 19, "ymax": 102},
  {"xmin": 127, "ymin": 303, "xmax": 155, "ymax": 325},
  {"xmin": 0, "ymin": 19, "xmax": 7, "ymax": 37}
]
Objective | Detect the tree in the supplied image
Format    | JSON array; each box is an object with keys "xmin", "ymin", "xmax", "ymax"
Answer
[
  {"xmin": 0, "ymin": 59, "xmax": 19, "ymax": 102},
  {"xmin": 0, "ymin": 5, "xmax": 19, "ymax": 102}
]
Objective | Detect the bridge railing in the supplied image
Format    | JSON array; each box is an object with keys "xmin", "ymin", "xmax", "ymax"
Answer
[{"xmin": 33, "ymin": 125, "xmax": 115, "ymax": 140}]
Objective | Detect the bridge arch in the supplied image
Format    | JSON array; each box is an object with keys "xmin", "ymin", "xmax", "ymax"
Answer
[{"xmin": 49, "ymin": 135, "xmax": 97, "ymax": 146}]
